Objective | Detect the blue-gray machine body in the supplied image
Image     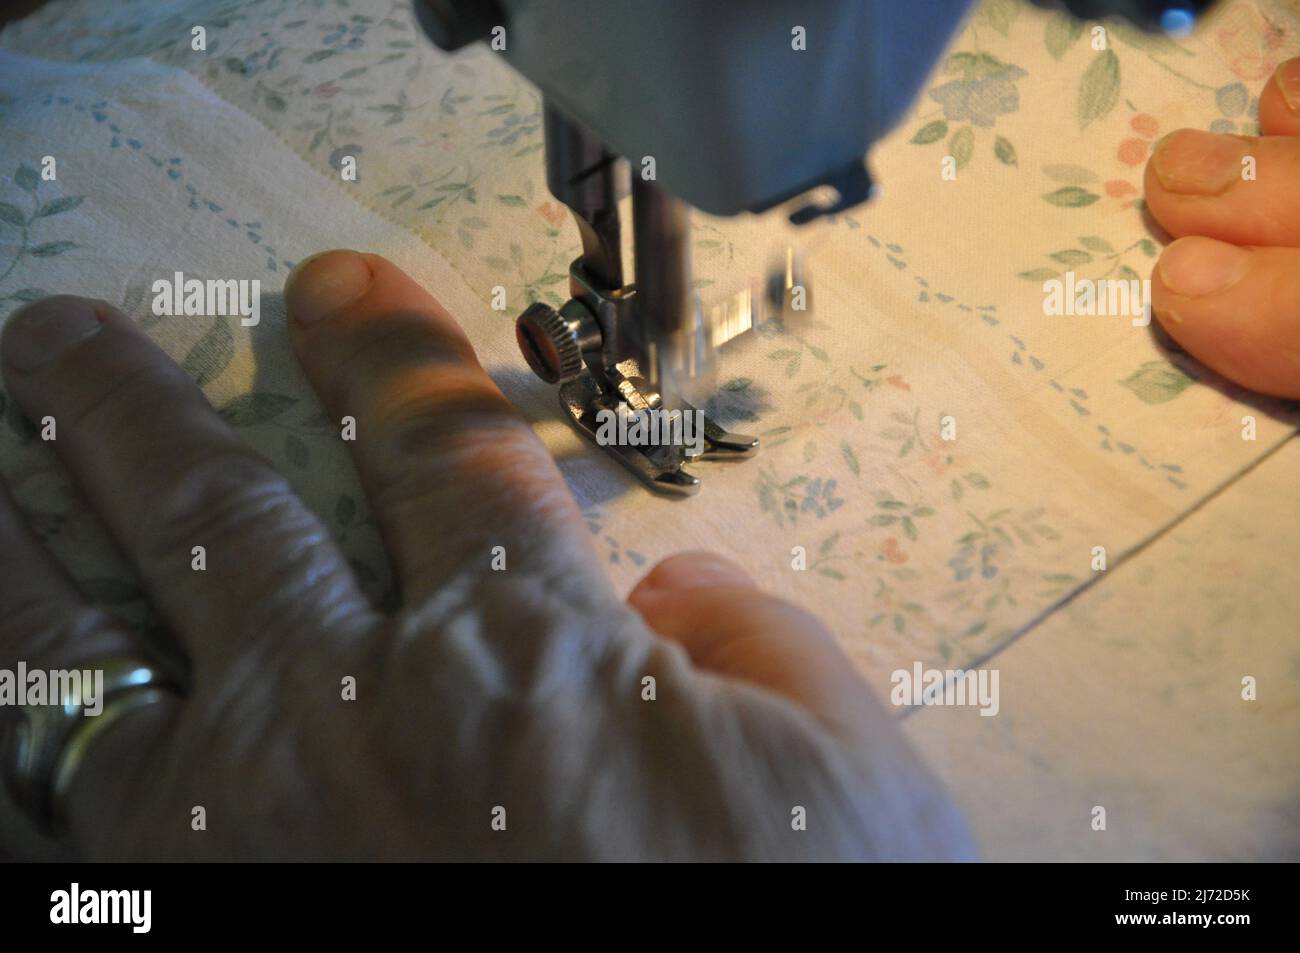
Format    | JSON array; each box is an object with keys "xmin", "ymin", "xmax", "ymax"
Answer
[{"xmin": 480, "ymin": 0, "xmax": 973, "ymax": 217}]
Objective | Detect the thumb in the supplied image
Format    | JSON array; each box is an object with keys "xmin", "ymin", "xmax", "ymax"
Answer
[{"xmin": 627, "ymin": 552, "xmax": 877, "ymax": 738}]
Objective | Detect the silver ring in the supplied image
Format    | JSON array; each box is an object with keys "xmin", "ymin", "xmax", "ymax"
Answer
[{"xmin": 2, "ymin": 657, "xmax": 180, "ymax": 835}]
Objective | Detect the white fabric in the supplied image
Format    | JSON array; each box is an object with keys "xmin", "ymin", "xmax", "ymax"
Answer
[{"xmin": 1, "ymin": 0, "xmax": 1297, "ymax": 859}]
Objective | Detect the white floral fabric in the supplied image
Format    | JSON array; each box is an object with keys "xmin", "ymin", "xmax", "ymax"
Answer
[{"xmin": 0, "ymin": 0, "xmax": 1296, "ymax": 859}]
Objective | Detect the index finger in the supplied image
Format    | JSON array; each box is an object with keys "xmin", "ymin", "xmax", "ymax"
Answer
[{"xmin": 284, "ymin": 250, "xmax": 606, "ymax": 607}]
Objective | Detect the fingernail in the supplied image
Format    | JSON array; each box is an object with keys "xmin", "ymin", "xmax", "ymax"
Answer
[
  {"xmin": 1157, "ymin": 237, "xmax": 1251, "ymax": 298},
  {"xmin": 2, "ymin": 297, "xmax": 103, "ymax": 371},
  {"xmin": 1151, "ymin": 130, "xmax": 1251, "ymax": 195},
  {"xmin": 284, "ymin": 249, "xmax": 371, "ymax": 325},
  {"xmin": 1276, "ymin": 58, "xmax": 1300, "ymax": 113}
]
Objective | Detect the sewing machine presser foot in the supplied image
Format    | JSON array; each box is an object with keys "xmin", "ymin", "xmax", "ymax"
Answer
[{"xmin": 515, "ymin": 260, "xmax": 757, "ymax": 497}]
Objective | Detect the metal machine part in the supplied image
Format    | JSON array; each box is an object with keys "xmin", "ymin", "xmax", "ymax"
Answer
[
  {"xmin": 413, "ymin": 0, "xmax": 1213, "ymax": 494},
  {"xmin": 515, "ymin": 105, "xmax": 757, "ymax": 495},
  {"xmin": 415, "ymin": 0, "xmax": 972, "ymax": 217},
  {"xmin": 407, "ymin": 0, "xmax": 975, "ymax": 492}
]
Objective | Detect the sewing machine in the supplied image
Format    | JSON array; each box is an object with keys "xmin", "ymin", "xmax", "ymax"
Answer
[{"xmin": 412, "ymin": 0, "xmax": 1209, "ymax": 495}]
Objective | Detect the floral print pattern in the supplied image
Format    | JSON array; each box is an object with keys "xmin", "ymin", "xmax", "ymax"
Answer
[{"xmin": 2, "ymin": 0, "xmax": 1299, "ymax": 679}]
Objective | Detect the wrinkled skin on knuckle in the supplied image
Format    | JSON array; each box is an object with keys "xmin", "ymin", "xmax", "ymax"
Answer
[
  {"xmin": 139, "ymin": 447, "xmax": 293, "ymax": 565},
  {"xmin": 355, "ymin": 574, "xmax": 639, "ymax": 855},
  {"xmin": 136, "ymin": 447, "xmax": 361, "ymax": 630},
  {"xmin": 230, "ymin": 509, "xmax": 371, "ymax": 641},
  {"xmin": 360, "ymin": 576, "xmax": 952, "ymax": 861}
]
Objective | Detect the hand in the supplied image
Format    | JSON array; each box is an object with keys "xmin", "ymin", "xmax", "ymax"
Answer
[
  {"xmin": 0, "ymin": 251, "xmax": 975, "ymax": 860},
  {"xmin": 1145, "ymin": 57, "xmax": 1300, "ymax": 398}
]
